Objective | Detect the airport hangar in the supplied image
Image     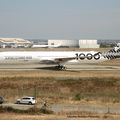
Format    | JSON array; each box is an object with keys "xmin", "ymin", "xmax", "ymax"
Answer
[
  {"xmin": 0, "ymin": 38, "xmax": 101, "ymax": 48},
  {"xmin": 0, "ymin": 38, "xmax": 32, "ymax": 48},
  {"xmin": 48, "ymin": 39, "xmax": 100, "ymax": 48}
]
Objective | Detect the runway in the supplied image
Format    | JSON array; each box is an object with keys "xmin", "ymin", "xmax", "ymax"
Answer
[
  {"xmin": 67, "ymin": 64, "xmax": 120, "ymax": 71},
  {"xmin": 0, "ymin": 63, "xmax": 120, "ymax": 71}
]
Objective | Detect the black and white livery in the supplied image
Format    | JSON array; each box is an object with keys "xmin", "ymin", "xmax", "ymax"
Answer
[{"xmin": 0, "ymin": 44, "xmax": 120, "ymax": 70}]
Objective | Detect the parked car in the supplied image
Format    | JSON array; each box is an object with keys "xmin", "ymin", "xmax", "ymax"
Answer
[
  {"xmin": 16, "ymin": 97, "xmax": 36, "ymax": 105},
  {"xmin": 0, "ymin": 96, "xmax": 4, "ymax": 104}
]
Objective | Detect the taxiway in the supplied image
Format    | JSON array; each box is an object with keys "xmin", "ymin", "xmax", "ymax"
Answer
[{"xmin": 0, "ymin": 64, "xmax": 119, "ymax": 71}]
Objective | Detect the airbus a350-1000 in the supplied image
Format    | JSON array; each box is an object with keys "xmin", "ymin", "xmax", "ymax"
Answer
[{"xmin": 0, "ymin": 44, "xmax": 120, "ymax": 70}]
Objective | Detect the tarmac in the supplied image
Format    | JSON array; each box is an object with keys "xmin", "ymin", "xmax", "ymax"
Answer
[{"xmin": 0, "ymin": 63, "xmax": 120, "ymax": 71}]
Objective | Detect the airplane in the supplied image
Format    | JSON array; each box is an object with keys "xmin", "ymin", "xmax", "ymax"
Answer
[
  {"xmin": 0, "ymin": 43, "xmax": 120, "ymax": 70},
  {"xmin": 32, "ymin": 44, "xmax": 61, "ymax": 48}
]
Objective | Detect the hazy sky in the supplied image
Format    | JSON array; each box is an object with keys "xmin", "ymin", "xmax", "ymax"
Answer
[{"xmin": 0, "ymin": 0, "xmax": 120, "ymax": 39}]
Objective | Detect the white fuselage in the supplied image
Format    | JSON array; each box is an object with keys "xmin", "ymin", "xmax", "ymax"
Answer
[{"xmin": 0, "ymin": 51, "xmax": 107, "ymax": 64}]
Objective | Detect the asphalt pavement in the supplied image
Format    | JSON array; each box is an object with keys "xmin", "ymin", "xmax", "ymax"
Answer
[
  {"xmin": 2, "ymin": 103, "xmax": 120, "ymax": 114},
  {"xmin": 0, "ymin": 64, "xmax": 119, "ymax": 71}
]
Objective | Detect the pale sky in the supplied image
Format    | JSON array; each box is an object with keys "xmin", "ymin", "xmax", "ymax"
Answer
[{"xmin": 0, "ymin": 0, "xmax": 120, "ymax": 39}]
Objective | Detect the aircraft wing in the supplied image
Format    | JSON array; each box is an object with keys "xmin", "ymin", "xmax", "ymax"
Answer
[{"xmin": 39, "ymin": 57, "xmax": 76, "ymax": 64}]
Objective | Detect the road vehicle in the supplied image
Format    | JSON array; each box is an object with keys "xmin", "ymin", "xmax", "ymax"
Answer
[{"xmin": 16, "ymin": 97, "xmax": 36, "ymax": 105}]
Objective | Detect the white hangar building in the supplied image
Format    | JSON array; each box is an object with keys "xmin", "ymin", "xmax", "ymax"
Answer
[
  {"xmin": 48, "ymin": 39, "xmax": 79, "ymax": 48},
  {"xmin": 79, "ymin": 39, "xmax": 100, "ymax": 48}
]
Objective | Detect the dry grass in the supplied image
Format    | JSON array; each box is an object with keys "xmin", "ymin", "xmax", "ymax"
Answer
[
  {"xmin": 0, "ymin": 71, "xmax": 120, "ymax": 104},
  {"xmin": 0, "ymin": 69, "xmax": 120, "ymax": 78},
  {"xmin": 0, "ymin": 113, "xmax": 66, "ymax": 120},
  {"xmin": 0, "ymin": 113, "xmax": 120, "ymax": 120},
  {"xmin": 0, "ymin": 47, "xmax": 111, "ymax": 52}
]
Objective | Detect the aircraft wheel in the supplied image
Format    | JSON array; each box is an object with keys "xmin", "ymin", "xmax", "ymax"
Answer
[
  {"xmin": 56, "ymin": 65, "xmax": 67, "ymax": 70},
  {"xmin": 60, "ymin": 65, "xmax": 66, "ymax": 70}
]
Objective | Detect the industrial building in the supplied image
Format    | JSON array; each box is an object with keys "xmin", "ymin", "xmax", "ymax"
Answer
[
  {"xmin": 79, "ymin": 39, "xmax": 100, "ymax": 48},
  {"xmin": 0, "ymin": 38, "xmax": 32, "ymax": 48},
  {"xmin": 0, "ymin": 38, "xmax": 101, "ymax": 48},
  {"xmin": 48, "ymin": 39, "xmax": 99, "ymax": 48},
  {"xmin": 48, "ymin": 39, "xmax": 79, "ymax": 48}
]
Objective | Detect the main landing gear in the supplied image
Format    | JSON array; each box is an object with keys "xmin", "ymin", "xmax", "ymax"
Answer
[{"xmin": 55, "ymin": 65, "xmax": 67, "ymax": 70}]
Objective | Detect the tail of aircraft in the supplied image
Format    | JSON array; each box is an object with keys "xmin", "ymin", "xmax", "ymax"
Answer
[{"xmin": 102, "ymin": 43, "xmax": 120, "ymax": 59}]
